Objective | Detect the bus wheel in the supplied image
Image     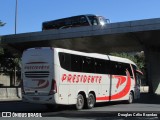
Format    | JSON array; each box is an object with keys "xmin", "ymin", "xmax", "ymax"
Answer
[
  {"xmin": 76, "ymin": 94, "xmax": 84, "ymax": 110},
  {"xmin": 87, "ymin": 93, "xmax": 95, "ymax": 109},
  {"xmin": 127, "ymin": 92, "xmax": 134, "ymax": 104}
]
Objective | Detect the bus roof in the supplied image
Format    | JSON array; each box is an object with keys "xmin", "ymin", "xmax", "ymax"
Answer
[
  {"xmin": 24, "ymin": 47, "xmax": 136, "ymax": 66},
  {"xmin": 53, "ymin": 48, "xmax": 136, "ymax": 66}
]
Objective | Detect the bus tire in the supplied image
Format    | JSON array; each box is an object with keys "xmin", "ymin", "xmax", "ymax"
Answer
[
  {"xmin": 76, "ymin": 94, "xmax": 84, "ymax": 110},
  {"xmin": 127, "ymin": 92, "xmax": 134, "ymax": 104},
  {"xmin": 87, "ymin": 93, "xmax": 95, "ymax": 109}
]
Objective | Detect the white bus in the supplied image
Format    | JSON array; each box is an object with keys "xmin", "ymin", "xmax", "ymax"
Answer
[{"xmin": 21, "ymin": 47, "xmax": 142, "ymax": 110}]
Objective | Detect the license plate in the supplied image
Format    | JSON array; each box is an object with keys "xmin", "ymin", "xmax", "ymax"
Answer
[{"xmin": 32, "ymin": 97, "xmax": 40, "ymax": 100}]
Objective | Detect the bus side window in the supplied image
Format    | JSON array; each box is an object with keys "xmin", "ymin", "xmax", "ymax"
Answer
[
  {"xmin": 109, "ymin": 61, "xmax": 119, "ymax": 75},
  {"xmin": 95, "ymin": 58, "xmax": 106, "ymax": 74},
  {"xmin": 71, "ymin": 55, "xmax": 82, "ymax": 72},
  {"xmin": 116, "ymin": 63, "xmax": 126, "ymax": 76},
  {"xmin": 59, "ymin": 52, "xmax": 71, "ymax": 71},
  {"xmin": 105, "ymin": 60, "xmax": 111, "ymax": 74},
  {"xmin": 109, "ymin": 61, "xmax": 129, "ymax": 76},
  {"xmin": 125, "ymin": 64, "xmax": 133, "ymax": 78},
  {"xmin": 82, "ymin": 57, "xmax": 95, "ymax": 73},
  {"xmin": 79, "ymin": 16, "xmax": 89, "ymax": 26}
]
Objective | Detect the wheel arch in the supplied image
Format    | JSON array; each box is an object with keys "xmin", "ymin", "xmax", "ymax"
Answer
[{"xmin": 78, "ymin": 91, "xmax": 87, "ymax": 100}]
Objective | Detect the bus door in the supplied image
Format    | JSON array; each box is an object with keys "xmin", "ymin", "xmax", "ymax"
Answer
[{"xmin": 134, "ymin": 70, "xmax": 143, "ymax": 99}]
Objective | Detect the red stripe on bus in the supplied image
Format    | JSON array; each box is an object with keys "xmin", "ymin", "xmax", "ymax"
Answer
[
  {"xmin": 28, "ymin": 80, "xmax": 49, "ymax": 89},
  {"xmin": 96, "ymin": 70, "xmax": 131, "ymax": 101},
  {"xmin": 96, "ymin": 96, "xmax": 110, "ymax": 101}
]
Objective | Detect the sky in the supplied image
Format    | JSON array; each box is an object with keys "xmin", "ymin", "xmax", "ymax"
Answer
[{"xmin": 0, "ymin": 0, "xmax": 160, "ymax": 35}]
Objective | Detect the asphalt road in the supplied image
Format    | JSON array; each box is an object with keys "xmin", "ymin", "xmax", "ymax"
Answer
[{"xmin": 0, "ymin": 93, "xmax": 160, "ymax": 120}]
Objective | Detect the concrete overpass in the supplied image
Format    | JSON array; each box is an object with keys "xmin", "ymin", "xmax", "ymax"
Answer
[{"xmin": 1, "ymin": 18, "xmax": 160, "ymax": 94}]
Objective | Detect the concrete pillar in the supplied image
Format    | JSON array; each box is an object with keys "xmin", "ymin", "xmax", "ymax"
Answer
[{"xmin": 145, "ymin": 47, "xmax": 160, "ymax": 94}]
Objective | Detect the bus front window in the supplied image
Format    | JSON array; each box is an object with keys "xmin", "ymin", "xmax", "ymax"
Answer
[{"xmin": 88, "ymin": 16, "xmax": 99, "ymax": 25}]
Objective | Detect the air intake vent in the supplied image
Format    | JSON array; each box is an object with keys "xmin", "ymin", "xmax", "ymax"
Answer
[{"xmin": 25, "ymin": 71, "xmax": 49, "ymax": 78}]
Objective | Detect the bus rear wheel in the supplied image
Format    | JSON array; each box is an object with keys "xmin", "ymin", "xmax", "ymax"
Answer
[
  {"xmin": 76, "ymin": 94, "xmax": 84, "ymax": 110},
  {"xmin": 87, "ymin": 93, "xmax": 95, "ymax": 109}
]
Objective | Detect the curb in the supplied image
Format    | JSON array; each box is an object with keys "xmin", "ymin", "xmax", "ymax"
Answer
[{"xmin": 0, "ymin": 97, "xmax": 22, "ymax": 102}]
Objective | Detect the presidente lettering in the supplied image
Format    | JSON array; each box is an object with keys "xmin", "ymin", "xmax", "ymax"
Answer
[
  {"xmin": 24, "ymin": 65, "xmax": 49, "ymax": 70},
  {"xmin": 61, "ymin": 74, "xmax": 102, "ymax": 84}
]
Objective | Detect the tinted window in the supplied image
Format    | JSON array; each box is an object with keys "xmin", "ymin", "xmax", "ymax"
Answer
[
  {"xmin": 95, "ymin": 58, "xmax": 106, "ymax": 74},
  {"xmin": 59, "ymin": 52, "xmax": 133, "ymax": 76},
  {"xmin": 132, "ymin": 64, "xmax": 137, "ymax": 71},
  {"xmin": 117, "ymin": 62, "xmax": 126, "ymax": 75},
  {"xmin": 82, "ymin": 57, "xmax": 95, "ymax": 73},
  {"xmin": 88, "ymin": 16, "xmax": 99, "ymax": 25},
  {"xmin": 71, "ymin": 54, "xmax": 82, "ymax": 72},
  {"xmin": 125, "ymin": 64, "xmax": 133, "ymax": 77},
  {"xmin": 59, "ymin": 52, "xmax": 71, "ymax": 71},
  {"xmin": 43, "ymin": 15, "xmax": 90, "ymax": 30},
  {"xmin": 109, "ymin": 61, "xmax": 118, "ymax": 75},
  {"xmin": 105, "ymin": 60, "xmax": 111, "ymax": 74},
  {"xmin": 109, "ymin": 61, "xmax": 132, "ymax": 76},
  {"xmin": 79, "ymin": 16, "xmax": 89, "ymax": 26}
]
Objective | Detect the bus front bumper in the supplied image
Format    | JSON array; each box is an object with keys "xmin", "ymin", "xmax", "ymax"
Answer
[{"xmin": 22, "ymin": 94, "xmax": 56, "ymax": 104}]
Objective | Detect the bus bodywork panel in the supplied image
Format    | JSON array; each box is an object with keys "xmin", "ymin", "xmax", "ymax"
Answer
[{"xmin": 22, "ymin": 48, "xmax": 57, "ymax": 104}]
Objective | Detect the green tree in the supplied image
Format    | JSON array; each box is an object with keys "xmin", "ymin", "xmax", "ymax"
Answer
[
  {"xmin": 0, "ymin": 48, "xmax": 21, "ymax": 86},
  {"xmin": 0, "ymin": 46, "xmax": 4, "ymax": 55},
  {"xmin": 0, "ymin": 20, "xmax": 5, "ymax": 54},
  {"xmin": 0, "ymin": 21, "xmax": 21, "ymax": 86},
  {"xmin": 110, "ymin": 52, "xmax": 146, "ymax": 85},
  {"xmin": 110, "ymin": 52, "xmax": 145, "ymax": 71}
]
